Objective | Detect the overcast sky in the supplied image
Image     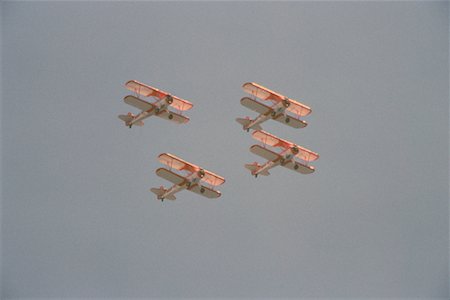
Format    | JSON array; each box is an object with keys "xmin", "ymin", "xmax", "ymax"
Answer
[{"xmin": 1, "ymin": 1, "xmax": 449, "ymax": 299}]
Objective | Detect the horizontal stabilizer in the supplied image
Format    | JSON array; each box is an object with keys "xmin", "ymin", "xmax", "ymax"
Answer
[
  {"xmin": 150, "ymin": 187, "xmax": 176, "ymax": 200},
  {"xmin": 245, "ymin": 162, "xmax": 260, "ymax": 172},
  {"xmin": 236, "ymin": 118, "xmax": 262, "ymax": 131},
  {"xmin": 118, "ymin": 114, "xmax": 144, "ymax": 127},
  {"xmin": 118, "ymin": 114, "xmax": 133, "ymax": 123}
]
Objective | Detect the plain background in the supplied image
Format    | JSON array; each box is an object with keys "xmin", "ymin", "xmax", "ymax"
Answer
[{"xmin": 1, "ymin": 1, "xmax": 449, "ymax": 299}]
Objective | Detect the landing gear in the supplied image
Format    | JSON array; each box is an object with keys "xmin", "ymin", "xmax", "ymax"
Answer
[
  {"xmin": 161, "ymin": 198, "xmax": 164, "ymax": 202},
  {"xmin": 129, "ymin": 124, "xmax": 132, "ymax": 128},
  {"xmin": 254, "ymin": 174, "xmax": 258, "ymax": 178}
]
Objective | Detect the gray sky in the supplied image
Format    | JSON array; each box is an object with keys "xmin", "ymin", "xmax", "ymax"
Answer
[{"xmin": 1, "ymin": 1, "xmax": 449, "ymax": 298}]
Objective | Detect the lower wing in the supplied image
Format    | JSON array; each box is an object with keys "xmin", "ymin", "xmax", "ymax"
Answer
[
  {"xmin": 156, "ymin": 110, "xmax": 190, "ymax": 124},
  {"xmin": 240, "ymin": 97, "xmax": 272, "ymax": 114},
  {"xmin": 274, "ymin": 114, "xmax": 307, "ymax": 129},
  {"xmin": 282, "ymin": 161, "xmax": 315, "ymax": 174},
  {"xmin": 155, "ymin": 168, "xmax": 186, "ymax": 185},
  {"xmin": 124, "ymin": 95, "xmax": 154, "ymax": 111},
  {"xmin": 189, "ymin": 184, "xmax": 221, "ymax": 199},
  {"xmin": 250, "ymin": 144, "xmax": 280, "ymax": 161}
]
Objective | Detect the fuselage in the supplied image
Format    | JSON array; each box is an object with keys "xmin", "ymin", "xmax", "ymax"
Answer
[
  {"xmin": 253, "ymin": 146, "xmax": 299, "ymax": 175},
  {"xmin": 160, "ymin": 170, "xmax": 203, "ymax": 199},
  {"xmin": 130, "ymin": 95, "xmax": 172, "ymax": 126},
  {"xmin": 245, "ymin": 99, "xmax": 289, "ymax": 130}
]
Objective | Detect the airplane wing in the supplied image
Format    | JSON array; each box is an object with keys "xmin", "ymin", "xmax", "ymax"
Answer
[
  {"xmin": 125, "ymin": 80, "xmax": 167, "ymax": 99},
  {"xmin": 156, "ymin": 110, "xmax": 190, "ymax": 124},
  {"xmin": 252, "ymin": 130, "xmax": 292, "ymax": 149},
  {"xmin": 274, "ymin": 114, "xmax": 307, "ymax": 128},
  {"xmin": 286, "ymin": 99, "xmax": 312, "ymax": 117},
  {"xmin": 170, "ymin": 96, "xmax": 193, "ymax": 111},
  {"xmin": 242, "ymin": 82, "xmax": 312, "ymax": 117},
  {"xmin": 242, "ymin": 82, "xmax": 284, "ymax": 102},
  {"xmin": 250, "ymin": 144, "xmax": 281, "ymax": 161},
  {"xmin": 240, "ymin": 97, "xmax": 272, "ymax": 115},
  {"xmin": 125, "ymin": 80, "xmax": 193, "ymax": 111},
  {"xmin": 202, "ymin": 170, "xmax": 225, "ymax": 187},
  {"xmin": 155, "ymin": 168, "xmax": 186, "ymax": 185},
  {"xmin": 282, "ymin": 161, "xmax": 315, "ymax": 174},
  {"xmin": 294, "ymin": 146, "xmax": 319, "ymax": 162},
  {"xmin": 123, "ymin": 95, "xmax": 154, "ymax": 111},
  {"xmin": 158, "ymin": 153, "xmax": 198, "ymax": 173},
  {"xmin": 189, "ymin": 184, "xmax": 221, "ymax": 199}
]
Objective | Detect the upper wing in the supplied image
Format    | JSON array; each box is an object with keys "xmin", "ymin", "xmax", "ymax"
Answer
[
  {"xmin": 170, "ymin": 96, "xmax": 193, "ymax": 111},
  {"xmin": 252, "ymin": 130, "xmax": 292, "ymax": 149},
  {"xmin": 189, "ymin": 184, "xmax": 221, "ymax": 199},
  {"xmin": 242, "ymin": 82, "xmax": 311, "ymax": 117},
  {"xmin": 294, "ymin": 146, "xmax": 319, "ymax": 162},
  {"xmin": 286, "ymin": 99, "xmax": 312, "ymax": 117},
  {"xmin": 158, "ymin": 153, "xmax": 198, "ymax": 173},
  {"xmin": 158, "ymin": 153, "xmax": 223, "ymax": 185},
  {"xmin": 156, "ymin": 110, "xmax": 190, "ymax": 124},
  {"xmin": 250, "ymin": 144, "xmax": 281, "ymax": 161},
  {"xmin": 282, "ymin": 161, "xmax": 315, "ymax": 174},
  {"xmin": 123, "ymin": 95, "xmax": 154, "ymax": 111},
  {"xmin": 155, "ymin": 168, "xmax": 186, "ymax": 185},
  {"xmin": 240, "ymin": 97, "xmax": 272, "ymax": 115},
  {"xmin": 274, "ymin": 114, "xmax": 307, "ymax": 128},
  {"xmin": 202, "ymin": 170, "xmax": 225, "ymax": 187},
  {"xmin": 242, "ymin": 82, "xmax": 284, "ymax": 102},
  {"xmin": 125, "ymin": 80, "xmax": 193, "ymax": 111},
  {"xmin": 125, "ymin": 80, "xmax": 167, "ymax": 99}
]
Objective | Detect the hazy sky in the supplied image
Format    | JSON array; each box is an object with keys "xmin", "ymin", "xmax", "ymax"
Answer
[{"xmin": 1, "ymin": 1, "xmax": 449, "ymax": 299}]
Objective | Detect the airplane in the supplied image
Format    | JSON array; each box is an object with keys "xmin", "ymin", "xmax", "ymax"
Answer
[
  {"xmin": 151, "ymin": 153, "xmax": 225, "ymax": 201},
  {"xmin": 245, "ymin": 130, "xmax": 319, "ymax": 177},
  {"xmin": 118, "ymin": 80, "xmax": 193, "ymax": 128},
  {"xmin": 236, "ymin": 82, "xmax": 312, "ymax": 131}
]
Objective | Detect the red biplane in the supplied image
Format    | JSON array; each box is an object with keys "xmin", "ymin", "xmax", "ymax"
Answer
[
  {"xmin": 236, "ymin": 82, "xmax": 311, "ymax": 131},
  {"xmin": 119, "ymin": 80, "xmax": 193, "ymax": 128}
]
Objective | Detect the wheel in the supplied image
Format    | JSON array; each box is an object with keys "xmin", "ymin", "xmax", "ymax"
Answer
[
  {"xmin": 129, "ymin": 125, "xmax": 132, "ymax": 128},
  {"xmin": 255, "ymin": 174, "xmax": 258, "ymax": 178},
  {"xmin": 168, "ymin": 114, "xmax": 173, "ymax": 120},
  {"xmin": 246, "ymin": 128, "xmax": 250, "ymax": 132},
  {"xmin": 294, "ymin": 164, "xmax": 299, "ymax": 170},
  {"xmin": 285, "ymin": 117, "xmax": 290, "ymax": 123},
  {"xmin": 200, "ymin": 188, "xmax": 205, "ymax": 194}
]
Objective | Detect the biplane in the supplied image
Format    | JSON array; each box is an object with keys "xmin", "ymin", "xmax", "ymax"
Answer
[
  {"xmin": 151, "ymin": 153, "xmax": 225, "ymax": 201},
  {"xmin": 245, "ymin": 130, "xmax": 319, "ymax": 177},
  {"xmin": 118, "ymin": 80, "xmax": 193, "ymax": 128},
  {"xmin": 236, "ymin": 82, "xmax": 311, "ymax": 131}
]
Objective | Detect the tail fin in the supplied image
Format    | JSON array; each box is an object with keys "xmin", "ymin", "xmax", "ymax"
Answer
[
  {"xmin": 235, "ymin": 117, "xmax": 262, "ymax": 131},
  {"xmin": 150, "ymin": 186, "xmax": 176, "ymax": 201},
  {"xmin": 245, "ymin": 162, "xmax": 270, "ymax": 176}
]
